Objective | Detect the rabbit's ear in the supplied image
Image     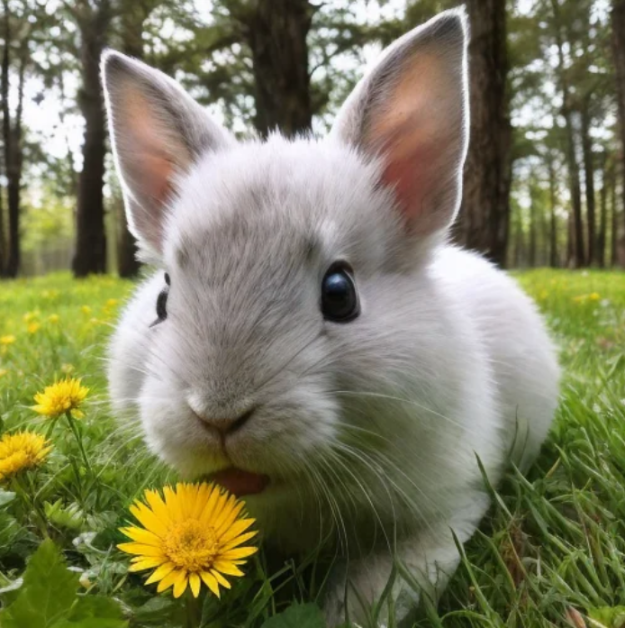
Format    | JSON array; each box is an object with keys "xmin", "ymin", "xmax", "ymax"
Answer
[
  {"xmin": 101, "ymin": 51, "xmax": 234, "ymax": 259},
  {"xmin": 331, "ymin": 9, "xmax": 469, "ymax": 239}
]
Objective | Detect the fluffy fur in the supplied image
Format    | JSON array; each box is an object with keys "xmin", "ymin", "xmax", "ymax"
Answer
[{"xmin": 103, "ymin": 8, "xmax": 560, "ymax": 624}]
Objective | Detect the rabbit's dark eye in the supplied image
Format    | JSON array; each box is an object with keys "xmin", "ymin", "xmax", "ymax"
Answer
[
  {"xmin": 321, "ymin": 262, "xmax": 359, "ymax": 322},
  {"xmin": 151, "ymin": 273, "xmax": 169, "ymax": 327}
]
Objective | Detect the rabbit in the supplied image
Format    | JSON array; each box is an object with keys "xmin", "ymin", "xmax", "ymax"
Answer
[{"xmin": 103, "ymin": 7, "xmax": 560, "ymax": 625}]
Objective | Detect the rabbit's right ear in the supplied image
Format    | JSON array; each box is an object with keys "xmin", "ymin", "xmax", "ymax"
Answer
[
  {"xmin": 330, "ymin": 9, "xmax": 469, "ymax": 240},
  {"xmin": 101, "ymin": 51, "xmax": 234, "ymax": 260}
]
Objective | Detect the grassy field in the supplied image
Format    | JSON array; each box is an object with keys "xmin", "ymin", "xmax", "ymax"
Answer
[{"xmin": 0, "ymin": 270, "xmax": 623, "ymax": 628}]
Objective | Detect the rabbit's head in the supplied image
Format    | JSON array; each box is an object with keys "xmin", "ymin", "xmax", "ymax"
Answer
[{"xmin": 104, "ymin": 9, "xmax": 469, "ymax": 539}]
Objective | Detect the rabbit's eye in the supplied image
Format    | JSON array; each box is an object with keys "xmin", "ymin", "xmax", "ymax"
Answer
[
  {"xmin": 151, "ymin": 273, "xmax": 169, "ymax": 327},
  {"xmin": 321, "ymin": 262, "xmax": 359, "ymax": 323}
]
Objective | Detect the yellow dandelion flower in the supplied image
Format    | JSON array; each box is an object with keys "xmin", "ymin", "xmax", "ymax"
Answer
[
  {"xmin": 32, "ymin": 377, "xmax": 89, "ymax": 419},
  {"xmin": 118, "ymin": 483, "xmax": 258, "ymax": 599},
  {"xmin": 81, "ymin": 306, "xmax": 92, "ymax": 315},
  {"xmin": 589, "ymin": 292, "xmax": 600, "ymax": 301},
  {"xmin": 48, "ymin": 314, "xmax": 60, "ymax": 324},
  {"xmin": 0, "ymin": 431, "xmax": 52, "ymax": 482},
  {"xmin": 27, "ymin": 322, "xmax": 41, "ymax": 334},
  {"xmin": 105, "ymin": 298, "xmax": 119, "ymax": 308},
  {"xmin": 0, "ymin": 335, "xmax": 15, "ymax": 345},
  {"xmin": 23, "ymin": 311, "xmax": 39, "ymax": 323}
]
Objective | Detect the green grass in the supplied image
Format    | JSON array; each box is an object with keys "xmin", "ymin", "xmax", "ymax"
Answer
[{"xmin": 0, "ymin": 270, "xmax": 624, "ymax": 628}]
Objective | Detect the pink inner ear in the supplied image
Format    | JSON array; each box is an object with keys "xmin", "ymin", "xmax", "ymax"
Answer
[
  {"xmin": 383, "ymin": 152, "xmax": 425, "ymax": 221},
  {"xmin": 141, "ymin": 152, "xmax": 176, "ymax": 207},
  {"xmin": 122, "ymin": 89, "xmax": 181, "ymax": 209},
  {"xmin": 378, "ymin": 123, "xmax": 436, "ymax": 225}
]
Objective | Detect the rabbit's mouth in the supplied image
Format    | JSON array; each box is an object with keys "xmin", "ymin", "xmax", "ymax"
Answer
[{"xmin": 209, "ymin": 467, "xmax": 270, "ymax": 497}]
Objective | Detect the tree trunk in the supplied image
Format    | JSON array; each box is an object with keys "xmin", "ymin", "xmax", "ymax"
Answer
[
  {"xmin": 567, "ymin": 211, "xmax": 575, "ymax": 267},
  {"xmin": 552, "ymin": 0, "xmax": 585, "ymax": 268},
  {"xmin": 613, "ymin": 0, "xmax": 625, "ymax": 267},
  {"xmin": 597, "ymin": 153, "xmax": 609, "ymax": 268},
  {"xmin": 72, "ymin": 0, "xmax": 111, "ymax": 277},
  {"xmin": 458, "ymin": 0, "xmax": 512, "ymax": 267},
  {"xmin": 6, "ymin": 51, "xmax": 25, "ymax": 278},
  {"xmin": 547, "ymin": 154, "xmax": 559, "ymax": 267},
  {"xmin": 0, "ymin": 175, "xmax": 4, "ymax": 274},
  {"xmin": 245, "ymin": 0, "xmax": 313, "ymax": 137},
  {"xmin": 116, "ymin": 1, "xmax": 153, "ymax": 278},
  {"xmin": 513, "ymin": 214, "xmax": 525, "ymax": 267},
  {"xmin": 611, "ymin": 160, "xmax": 619, "ymax": 266},
  {"xmin": 581, "ymin": 99, "xmax": 596, "ymax": 265},
  {"xmin": 0, "ymin": 0, "xmax": 8, "ymax": 277},
  {"xmin": 2, "ymin": 0, "xmax": 25, "ymax": 278},
  {"xmin": 529, "ymin": 180, "xmax": 537, "ymax": 267}
]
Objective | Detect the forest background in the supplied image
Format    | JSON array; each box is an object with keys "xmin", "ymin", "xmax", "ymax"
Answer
[{"xmin": 1, "ymin": 0, "xmax": 625, "ymax": 278}]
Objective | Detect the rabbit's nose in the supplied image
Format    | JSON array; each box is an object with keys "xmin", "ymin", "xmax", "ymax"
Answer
[{"xmin": 187, "ymin": 394, "xmax": 255, "ymax": 435}]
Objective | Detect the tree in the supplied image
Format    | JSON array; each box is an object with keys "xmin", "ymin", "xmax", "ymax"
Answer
[
  {"xmin": 580, "ymin": 98, "xmax": 597, "ymax": 265},
  {"xmin": 548, "ymin": 0, "xmax": 586, "ymax": 268},
  {"xmin": 1, "ymin": 0, "xmax": 30, "ymax": 278},
  {"xmin": 613, "ymin": 0, "xmax": 625, "ymax": 267},
  {"xmin": 457, "ymin": 0, "xmax": 512, "ymax": 267},
  {"xmin": 71, "ymin": 0, "xmax": 112, "ymax": 277},
  {"xmin": 546, "ymin": 150, "xmax": 560, "ymax": 267},
  {"xmin": 244, "ymin": 0, "xmax": 313, "ymax": 136}
]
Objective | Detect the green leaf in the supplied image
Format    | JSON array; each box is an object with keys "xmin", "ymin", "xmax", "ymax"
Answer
[
  {"xmin": 66, "ymin": 595, "xmax": 126, "ymax": 621},
  {"xmin": 51, "ymin": 620, "xmax": 128, "ymax": 628},
  {"xmin": 44, "ymin": 500, "xmax": 84, "ymax": 530},
  {"xmin": 0, "ymin": 539, "xmax": 79, "ymax": 628},
  {"xmin": 261, "ymin": 603, "xmax": 326, "ymax": 628},
  {"xmin": 130, "ymin": 597, "xmax": 182, "ymax": 627},
  {"xmin": 588, "ymin": 607, "xmax": 625, "ymax": 628},
  {"xmin": 0, "ymin": 489, "xmax": 16, "ymax": 507}
]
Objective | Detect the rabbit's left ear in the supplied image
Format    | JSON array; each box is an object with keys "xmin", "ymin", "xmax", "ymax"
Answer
[{"xmin": 331, "ymin": 9, "xmax": 469, "ymax": 238}]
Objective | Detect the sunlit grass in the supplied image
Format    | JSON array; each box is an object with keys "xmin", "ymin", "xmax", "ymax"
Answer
[{"xmin": 0, "ymin": 270, "xmax": 623, "ymax": 627}]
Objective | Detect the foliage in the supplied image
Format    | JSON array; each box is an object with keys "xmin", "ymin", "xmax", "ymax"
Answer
[{"xmin": 0, "ymin": 539, "xmax": 127, "ymax": 628}]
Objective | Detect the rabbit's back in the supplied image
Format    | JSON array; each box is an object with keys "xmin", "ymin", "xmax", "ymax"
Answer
[{"xmin": 432, "ymin": 246, "xmax": 560, "ymax": 471}]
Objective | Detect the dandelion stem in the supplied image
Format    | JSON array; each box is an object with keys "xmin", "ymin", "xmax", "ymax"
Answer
[
  {"xmin": 64, "ymin": 411, "xmax": 93, "ymax": 476},
  {"xmin": 43, "ymin": 417, "xmax": 58, "ymax": 441},
  {"xmin": 11, "ymin": 475, "xmax": 49, "ymax": 539},
  {"xmin": 185, "ymin": 591, "xmax": 202, "ymax": 628}
]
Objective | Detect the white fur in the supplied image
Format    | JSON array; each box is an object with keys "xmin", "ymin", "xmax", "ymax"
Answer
[{"xmin": 104, "ymin": 8, "xmax": 559, "ymax": 625}]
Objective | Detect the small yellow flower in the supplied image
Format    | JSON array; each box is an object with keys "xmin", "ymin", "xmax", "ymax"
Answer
[
  {"xmin": 27, "ymin": 322, "xmax": 41, "ymax": 334},
  {"xmin": 0, "ymin": 335, "xmax": 15, "ymax": 345},
  {"xmin": 105, "ymin": 299, "xmax": 119, "ymax": 308},
  {"xmin": 23, "ymin": 311, "xmax": 40, "ymax": 323},
  {"xmin": 32, "ymin": 377, "xmax": 89, "ymax": 419},
  {"xmin": 0, "ymin": 431, "xmax": 52, "ymax": 482},
  {"xmin": 589, "ymin": 292, "xmax": 600, "ymax": 301},
  {"xmin": 48, "ymin": 314, "xmax": 60, "ymax": 324},
  {"xmin": 118, "ymin": 483, "xmax": 258, "ymax": 599},
  {"xmin": 81, "ymin": 306, "xmax": 92, "ymax": 315}
]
